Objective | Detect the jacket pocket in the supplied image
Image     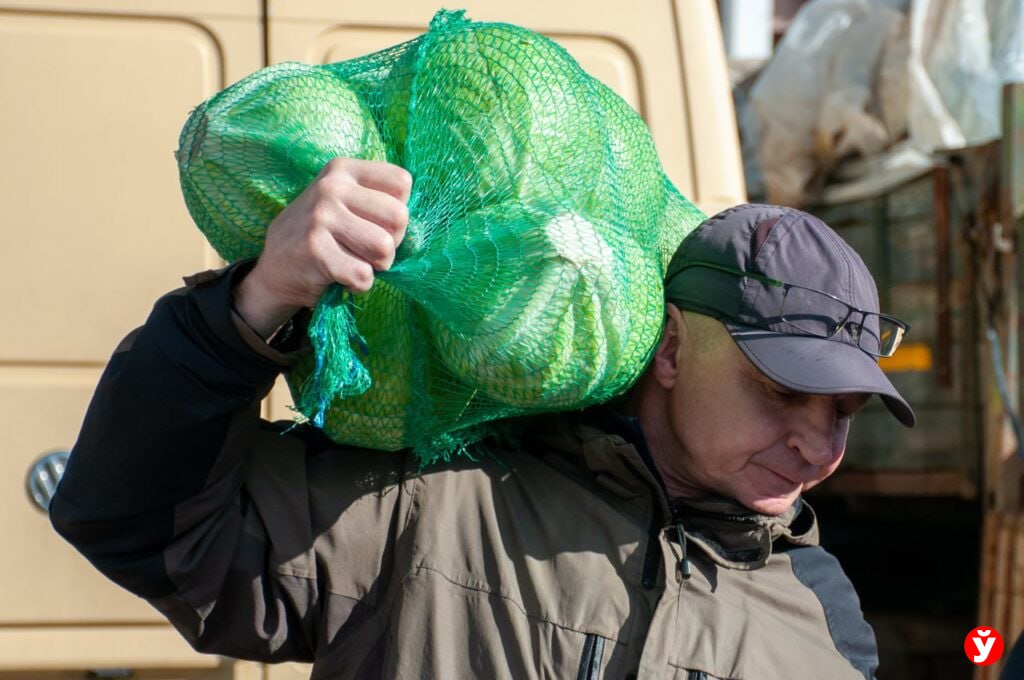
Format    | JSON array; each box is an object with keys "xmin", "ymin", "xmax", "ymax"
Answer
[
  {"xmin": 577, "ymin": 633, "xmax": 606, "ymax": 680},
  {"xmin": 687, "ymin": 672, "xmax": 707, "ymax": 680}
]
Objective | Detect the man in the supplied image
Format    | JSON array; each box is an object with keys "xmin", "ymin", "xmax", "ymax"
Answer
[{"xmin": 51, "ymin": 158, "xmax": 913, "ymax": 679}]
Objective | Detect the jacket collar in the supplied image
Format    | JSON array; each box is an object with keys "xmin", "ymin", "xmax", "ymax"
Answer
[
  {"xmin": 670, "ymin": 495, "xmax": 819, "ymax": 570},
  {"xmin": 525, "ymin": 409, "xmax": 820, "ymax": 570}
]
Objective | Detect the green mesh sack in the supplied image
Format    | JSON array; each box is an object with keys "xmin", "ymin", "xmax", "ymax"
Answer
[
  {"xmin": 176, "ymin": 9, "xmax": 707, "ymax": 463},
  {"xmin": 177, "ymin": 61, "xmax": 389, "ymax": 261}
]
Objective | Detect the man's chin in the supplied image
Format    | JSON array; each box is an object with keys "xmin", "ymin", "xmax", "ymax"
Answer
[
  {"xmin": 739, "ymin": 465, "xmax": 807, "ymax": 515},
  {"xmin": 742, "ymin": 492, "xmax": 800, "ymax": 516}
]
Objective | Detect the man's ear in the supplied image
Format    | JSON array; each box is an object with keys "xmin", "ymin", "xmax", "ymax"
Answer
[{"xmin": 651, "ymin": 304, "xmax": 686, "ymax": 389}]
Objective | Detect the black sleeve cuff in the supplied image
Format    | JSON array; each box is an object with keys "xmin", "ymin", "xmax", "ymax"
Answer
[{"xmin": 183, "ymin": 259, "xmax": 311, "ymax": 377}]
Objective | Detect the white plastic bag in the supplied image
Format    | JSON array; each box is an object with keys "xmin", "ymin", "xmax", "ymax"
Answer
[
  {"xmin": 989, "ymin": 0, "xmax": 1024, "ymax": 84},
  {"xmin": 749, "ymin": 0, "xmax": 904, "ymax": 205},
  {"xmin": 907, "ymin": 0, "xmax": 1001, "ymax": 150},
  {"xmin": 747, "ymin": 0, "xmax": 1014, "ymax": 206}
]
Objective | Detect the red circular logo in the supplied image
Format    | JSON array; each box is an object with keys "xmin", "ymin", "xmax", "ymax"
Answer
[{"xmin": 964, "ymin": 626, "xmax": 1004, "ymax": 666}]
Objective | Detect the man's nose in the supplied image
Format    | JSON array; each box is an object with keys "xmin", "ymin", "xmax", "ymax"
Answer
[{"xmin": 786, "ymin": 396, "xmax": 845, "ymax": 466}]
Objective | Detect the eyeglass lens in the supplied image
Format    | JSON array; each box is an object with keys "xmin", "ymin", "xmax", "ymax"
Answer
[{"xmin": 780, "ymin": 286, "xmax": 903, "ymax": 357}]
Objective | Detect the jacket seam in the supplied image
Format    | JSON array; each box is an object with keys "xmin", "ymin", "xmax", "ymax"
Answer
[
  {"xmin": 666, "ymin": 660, "xmax": 734, "ymax": 679},
  {"xmin": 413, "ymin": 563, "xmax": 624, "ymax": 643},
  {"xmin": 400, "ymin": 457, "xmax": 423, "ymax": 549},
  {"xmin": 274, "ymin": 565, "xmax": 318, "ymax": 581}
]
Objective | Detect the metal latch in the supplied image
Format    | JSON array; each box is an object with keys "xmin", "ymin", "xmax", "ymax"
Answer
[{"xmin": 26, "ymin": 450, "xmax": 70, "ymax": 512}]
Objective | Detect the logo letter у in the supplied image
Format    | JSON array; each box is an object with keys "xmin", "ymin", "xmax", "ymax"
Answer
[{"xmin": 973, "ymin": 629, "xmax": 997, "ymax": 663}]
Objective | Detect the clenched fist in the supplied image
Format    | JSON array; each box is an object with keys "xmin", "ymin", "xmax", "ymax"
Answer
[{"xmin": 232, "ymin": 158, "xmax": 412, "ymax": 337}]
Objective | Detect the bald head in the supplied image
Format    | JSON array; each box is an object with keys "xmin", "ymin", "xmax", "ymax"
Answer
[
  {"xmin": 627, "ymin": 306, "xmax": 727, "ymax": 410},
  {"xmin": 676, "ymin": 308, "xmax": 727, "ymax": 358}
]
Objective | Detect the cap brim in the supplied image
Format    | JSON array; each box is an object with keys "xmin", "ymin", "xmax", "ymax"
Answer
[{"xmin": 725, "ymin": 322, "xmax": 916, "ymax": 428}]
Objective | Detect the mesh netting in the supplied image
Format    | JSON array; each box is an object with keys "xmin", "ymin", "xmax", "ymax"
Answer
[{"xmin": 176, "ymin": 9, "xmax": 706, "ymax": 463}]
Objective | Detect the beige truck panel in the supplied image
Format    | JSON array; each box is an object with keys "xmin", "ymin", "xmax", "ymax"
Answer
[
  {"xmin": 0, "ymin": 1, "xmax": 261, "ymax": 675},
  {"xmin": 0, "ymin": 366, "xmax": 165, "ymax": 624},
  {"xmin": 265, "ymin": 662, "xmax": 322, "ymax": 680},
  {"xmin": 0, "ymin": 9, "xmax": 230, "ymax": 364},
  {"xmin": 0, "ymin": 626, "xmax": 220, "ymax": 672}
]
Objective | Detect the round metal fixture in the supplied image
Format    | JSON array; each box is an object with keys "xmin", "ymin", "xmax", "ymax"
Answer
[{"xmin": 27, "ymin": 450, "xmax": 70, "ymax": 512}]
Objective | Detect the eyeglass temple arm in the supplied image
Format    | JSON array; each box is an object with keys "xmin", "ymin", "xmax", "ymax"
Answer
[{"xmin": 677, "ymin": 261, "xmax": 786, "ymax": 288}]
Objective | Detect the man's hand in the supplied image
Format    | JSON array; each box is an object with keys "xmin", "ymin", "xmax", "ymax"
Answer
[{"xmin": 233, "ymin": 158, "xmax": 412, "ymax": 338}]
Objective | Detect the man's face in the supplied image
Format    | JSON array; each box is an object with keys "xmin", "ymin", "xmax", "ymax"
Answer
[{"xmin": 645, "ymin": 310, "xmax": 869, "ymax": 516}]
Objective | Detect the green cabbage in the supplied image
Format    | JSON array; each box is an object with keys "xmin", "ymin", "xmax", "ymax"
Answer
[
  {"xmin": 177, "ymin": 62, "xmax": 387, "ymax": 262},
  {"xmin": 392, "ymin": 203, "xmax": 663, "ymax": 408}
]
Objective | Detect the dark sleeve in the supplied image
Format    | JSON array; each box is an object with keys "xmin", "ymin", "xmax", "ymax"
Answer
[
  {"xmin": 788, "ymin": 545, "xmax": 879, "ymax": 680},
  {"xmin": 1002, "ymin": 631, "xmax": 1024, "ymax": 680},
  {"xmin": 48, "ymin": 260, "xmax": 321, "ymax": 662}
]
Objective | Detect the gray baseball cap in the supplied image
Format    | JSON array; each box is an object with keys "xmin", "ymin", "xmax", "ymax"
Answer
[{"xmin": 664, "ymin": 203, "xmax": 915, "ymax": 427}]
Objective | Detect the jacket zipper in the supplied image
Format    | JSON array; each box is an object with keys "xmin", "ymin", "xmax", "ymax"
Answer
[
  {"xmin": 641, "ymin": 512, "xmax": 662, "ymax": 589},
  {"xmin": 674, "ymin": 521, "xmax": 692, "ymax": 581},
  {"xmin": 576, "ymin": 633, "xmax": 605, "ymax": 680}
]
